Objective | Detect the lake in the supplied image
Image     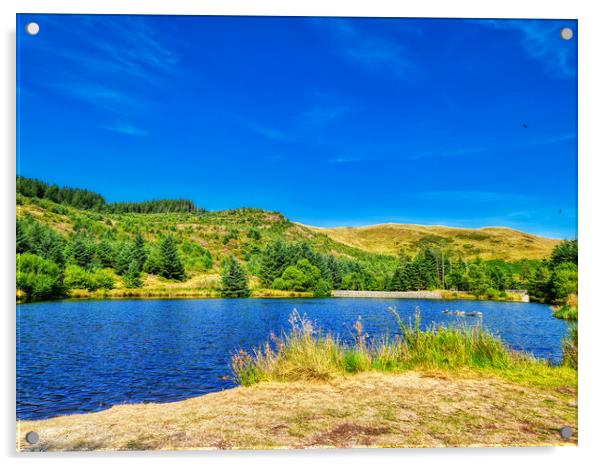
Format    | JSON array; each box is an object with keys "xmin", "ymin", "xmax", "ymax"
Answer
[{"xmin": 16, "ymin": 298, "xmax": 569, "ymax": 420}]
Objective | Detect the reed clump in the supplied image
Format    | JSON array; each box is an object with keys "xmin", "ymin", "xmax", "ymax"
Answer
[
  {"xmin": 552, "ymin": 293, "xmax": 578, "ymax": 321},
  {"xmin": 562, "ymin": 323, "xmax": 578, "ymax": 369},
  {"xmin": 231, "ymin": 307, "xmax": 544, "ymax": 386}
]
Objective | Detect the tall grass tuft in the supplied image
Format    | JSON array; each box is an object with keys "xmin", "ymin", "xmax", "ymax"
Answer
[
  {"xmin": 553, "ymin": 293, "xmax": 578, "ymax": 321},
  {"xmin": 562, "ymin": 324, "xmax": 578, "ymax": 369},
  {"xmin": 387, "ymin": 307, "xmax": 511, "ymax": 369},
  {"xmin": 231, "ymin": 307, "xmax": 541, "ymax": 386},
  {"xmin": 553, "ymin": 305, "xmax": 578, "ymax": 321},
  {"xmin": 232, "ymin": 310, "xmax": 345, "ymax": 384}
]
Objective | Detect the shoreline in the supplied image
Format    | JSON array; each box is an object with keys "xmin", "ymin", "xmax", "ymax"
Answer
[
  {"xmin": 17, "ymin": 370, "xmax": 577, "ymax": 451},
  {"xmin": 16, "ymin": 288, "xmax": 531, "ymax": 304}
]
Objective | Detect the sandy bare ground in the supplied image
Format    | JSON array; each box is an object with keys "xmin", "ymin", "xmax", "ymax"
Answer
[{"xmin": 17, "ymin": 371, "xmax": 577, "ymax": 451}]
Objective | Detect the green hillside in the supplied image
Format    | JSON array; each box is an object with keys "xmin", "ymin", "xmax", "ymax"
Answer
[
  {"xmin": 16, "ymin": 192, "xmax": 396, "ymax": 271},
  {"xmin": 16, "ymin": 188, "xmax": 398, "ymax": 299},
  {"xmin": 16, "ymin": 177, "xmax": 576, "ymax": 304}
]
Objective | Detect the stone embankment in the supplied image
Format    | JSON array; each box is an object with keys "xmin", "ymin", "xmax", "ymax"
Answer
[{"xmin": 331, "ymin": 290, "xmax": 442, "ymax": 299}]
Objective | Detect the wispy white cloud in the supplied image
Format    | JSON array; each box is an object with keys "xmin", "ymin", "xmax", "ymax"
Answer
[
  {"xmin": 51, "ymin": 81, "xmax": 130, "ymax": 110},
  {"xmin": 330, "ymin": 156, "xmax": 368, "ymax": 164},
  {"xmin": 231, "ymin": 93, "xmax": 349, "ymax": 143},
  {"xmin": 409, "ymin": 133, "xmax": 576, "ymax": 160},
  {"xmin": 299, "ymin": 103, "xmax": 349, "ymax": 127},
  {"xmin": 413, "ymin": 190, "xmax": 528, "ymax": 203},
  {"xmin": 84, "ymin": 16, "xmax": 180, "ymax": 79},
  {"xmin": 471, "ymin": 19, "xmax": 576, "ymax": 78},
  {"xmin": 103, "ymin": 120, "xmax": 148, "ymax": 137},
  {"xmin": 328, "ymin": 133, "xmax": 576, "ymax": 164},
  {"xmin": 313, "ymin": 18, "xmax": 421, "ymax": 80},
  {"xmin": 38, "ymin": 15, "xmax": 180, "ymax": 82},
  {"xmin": 24, "ymin": 16, "xmax": 181, "ymax": 136},
  {"xmin": 225, "ymin": 113, "xmax": 290, "ymax": 141},
  {"xmin": 233, "ymin": 116, "xmax": 290, "ymax": 142}
]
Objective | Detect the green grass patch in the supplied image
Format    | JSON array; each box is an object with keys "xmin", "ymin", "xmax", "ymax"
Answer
[
  {"xmin": 231, "ymin": 307, "xmax": 576, "ymax": 388},
  {"xmin": 553, "ymin": 304, "xmax": 578, "ymax": 321},
  {"xmin": 562, "ymin": 324, "xmax": 578, "ymax": 369}
]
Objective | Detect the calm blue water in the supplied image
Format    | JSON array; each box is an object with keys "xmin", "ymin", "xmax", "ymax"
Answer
[{"xmin": 17, "ymin": 298, "xmax": 569, "ymax": 420}]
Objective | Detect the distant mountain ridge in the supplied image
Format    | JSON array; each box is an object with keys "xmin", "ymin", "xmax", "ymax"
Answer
[
  {"xmin": 16, "ymin": 175, "xmax": 558, "ymax": 262},
  {"xmin": 305, "ymin": 223, "xmax": 559, "ymax": 261}
]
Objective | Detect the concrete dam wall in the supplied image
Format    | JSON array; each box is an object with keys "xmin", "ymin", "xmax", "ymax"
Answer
[{"xmin": 331, "ymin": 290, "xmax": 442, "ymax": 299}]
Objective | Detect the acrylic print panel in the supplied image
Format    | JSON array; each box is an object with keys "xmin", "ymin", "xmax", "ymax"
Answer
[{"xmin": 16, "ymin": 14, "xmax": 578, "ymax": 451}]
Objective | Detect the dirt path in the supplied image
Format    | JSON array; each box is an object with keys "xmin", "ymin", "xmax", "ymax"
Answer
[{"xmin": 17, "ymin": 371, "xmax": 577, "ymax": 451}]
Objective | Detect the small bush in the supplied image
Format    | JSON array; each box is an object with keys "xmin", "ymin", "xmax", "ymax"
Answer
[
  {"xmin": 271, "ymin": 277, "xmax": 286, "ymax": 290},
  {"xmin": 553, "ymin": 305, "xmax": 578, "ymax": 321},
  {"xmin": 343, "ymin": 350, "xmax": 371, "ymax": 373},
  {"xmin": 64, "ymin": 264, "xmax": 115, "ymax": 291},
  {"xmin": 91, "ymin": 269, "xmax": 115, "ymax": 290},
  {"xmin": 64, "ymin": 264, "xmax": 95, "ymax": 291},
  {"xmin": 17, "ymin": 253, "xmax": 63, "ymax": 301},
  {"xmin": 312, "ymin": 278, "xmax": 332, "ymax": 297}
]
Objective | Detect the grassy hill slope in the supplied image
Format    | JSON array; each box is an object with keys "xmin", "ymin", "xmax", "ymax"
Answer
[
  {"xmin": 305, "ymin": 223, "xmax": 559, "ymax": 261},
  {"xmin": 18, "ymin": 194, "xmax": 558, "ymax": 267},
  {"xmin": 17, "ymin": 196, "xmax": 384, "ymax": 262},
  {"xmin": 16, "ymin": 187, "xmax": 571, "ymax": 302},
  {"xmin": 16, "ymin": 194, "xmax": 397, "ymax": 291}
]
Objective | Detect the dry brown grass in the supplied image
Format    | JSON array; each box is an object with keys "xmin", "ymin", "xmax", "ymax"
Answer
[
  {"xmin": 566, "ymin": 293, "xmax": 578, "ymax": 308},
  {"xmin": 306, "ymin": 223, "xmax": 560, "ymax": 260},
  {"xmin": 66, "ymin": 287, "xmax": 312, "ymax": 300},
  {"xmin": 17, "ymin": 371, "xmax": 576, "ymax": 451}
]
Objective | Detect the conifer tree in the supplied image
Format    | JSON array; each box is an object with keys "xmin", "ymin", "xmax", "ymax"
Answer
[
  {"xmin": 71, "ymin": 233, "xmax": 94, "ymax": 270},
  {"xmin": 220, "ymin": 256, "xmax": 250, "ymax": 297},
  {"xmin": 258, "ymin": 240, "xmax": 288, "ymax": 286},
  {"xmin": 143, "ymin": 246, "xmax": 163, "ymax": 275},
  {"xmin": 325, "ymin": 255, "xmax": 342, "ymax": 289},
  {"xmin": 389, "ymin": 266, "xmax": 404, "ymax": 291},
  {"xmin": 96, "ymin": 239, "xmax": 115, "ymax": 268},
  {"xmin": 123, "ymin": 262, "xmax": 143, "ymax": 288},
  {"xmin": 16, "ymin": 219, "xmax": 28, "ymax": 254},
  {"xmin": 133, "ymin": 232, "xmax": 147, "ymax": 270},
  {"xmin": 115, "ymin": 242, "xmax": 135, "ymax": 275},
  {"xmin": 40, "ymin": 231, "xmax": 65, "ymax": 268},
  {"xmin": 159, "ymin": 235, "xmax": 185, "ymax": 280},
  {"xmin": 550, "ymin": 239, "xmax": 578, "ymax": 266}
]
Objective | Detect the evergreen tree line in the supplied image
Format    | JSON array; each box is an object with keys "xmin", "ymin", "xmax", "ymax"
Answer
[
  {"xmin": 221, "ymin": 240, "xmax": 389, "ymax": 299},
  {"xmin": 104, "ymin": 199, "xmax": 199, "ymax": 214},
  {"xmin": 16, "ymin": 205, "xmax": 577, "ymax": 305},
  {"xmin": 17, "ymin": 176, "xmax": 105, "ymax": 211},
  {"xmin": 17, "ymin": 216, "xmax": 187, "ymax": 301},
  {"xmin": 256, "ymin": 240, "xmax": 385, "ymax": 296},
  {"xmin": 17, "ymin": 176, "xmax": 200, "ymax": 214},
  {"xmin": 387, "ymin": 249, "xmax": 521, "ymax": 297},
  {"xmin": 524, "ymin": 239, "xmax": 578, "ymax": 303},
  {"xmin": 387, "ymin": 239, "xmax": 577, "ymax": 303}
]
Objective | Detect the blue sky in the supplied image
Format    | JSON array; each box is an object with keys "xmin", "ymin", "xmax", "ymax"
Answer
[{"xmin": 17, "ymin": 15, "xmax": 577, "ymax": 238}]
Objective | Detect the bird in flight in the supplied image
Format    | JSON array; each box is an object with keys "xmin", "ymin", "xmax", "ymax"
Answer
[
  {"xmin": 522, "ymin": 123, "xmax": 528, "ymax": 128},
  {"xmin": 558, "ymin": 209, "xmax": 562, "ymax": 214}
]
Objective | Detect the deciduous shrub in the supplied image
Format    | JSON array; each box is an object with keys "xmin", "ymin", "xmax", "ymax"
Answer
[
  {"xmin": 16, "ymin": 253, "xmax": 63, "ymax": 301},
  {"xmin": 64, "ymin": 264, "xmax": 115, "ymax": 291}
]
